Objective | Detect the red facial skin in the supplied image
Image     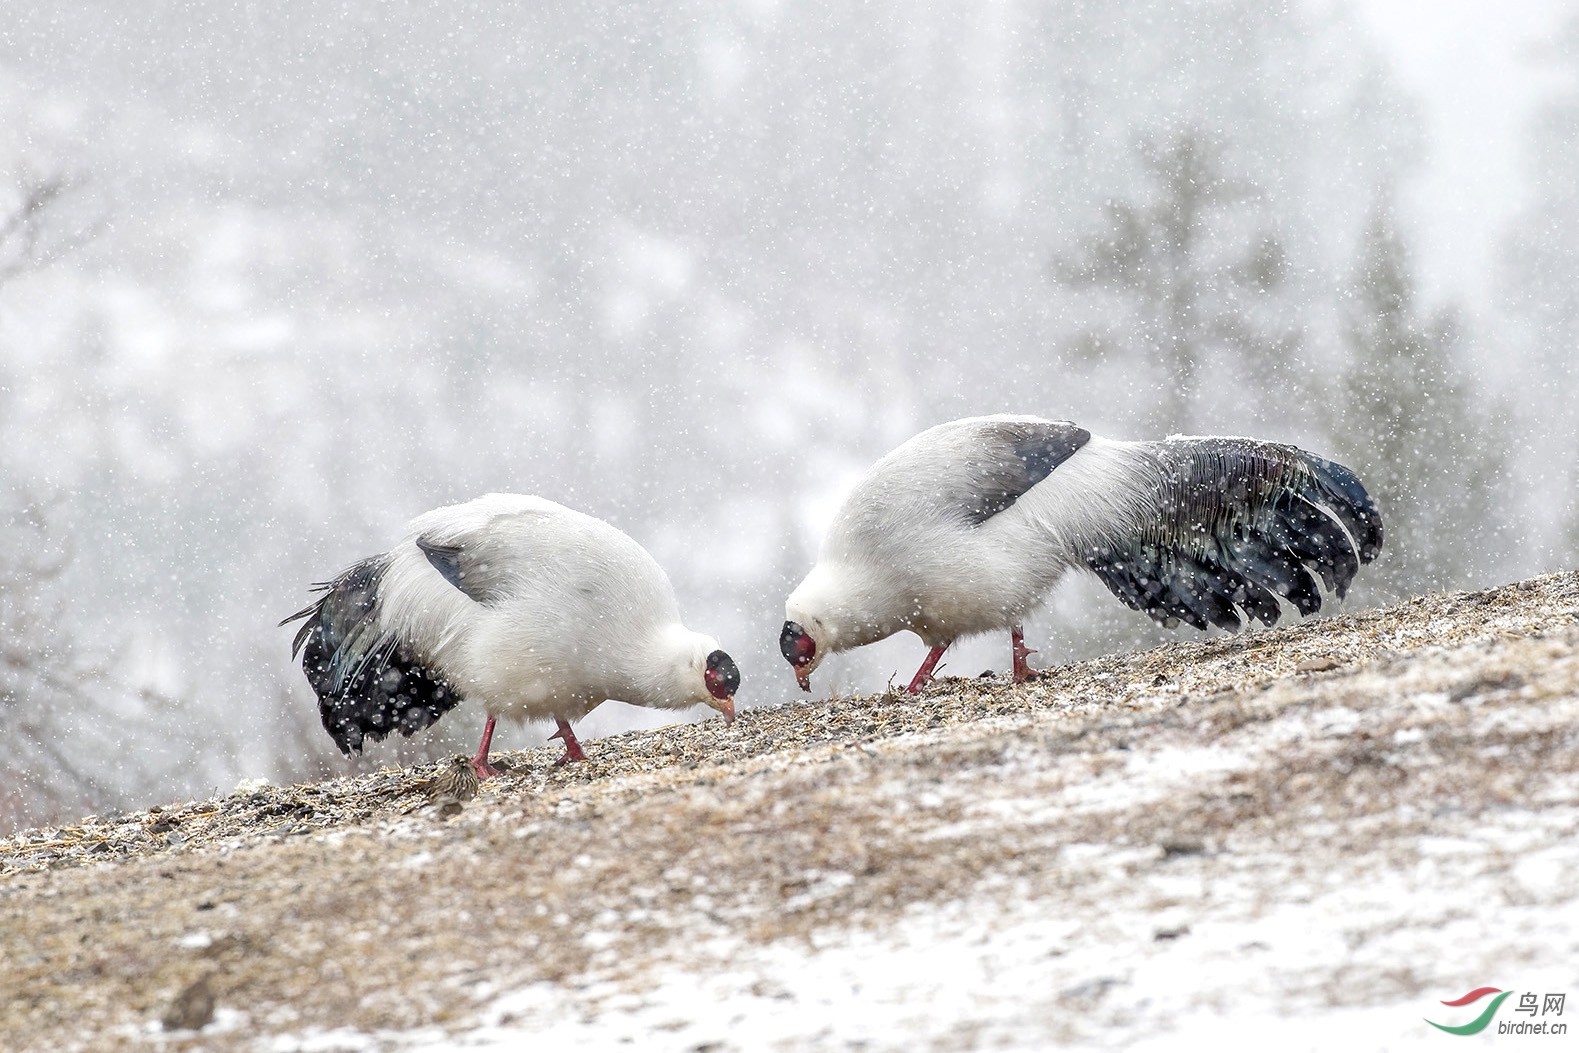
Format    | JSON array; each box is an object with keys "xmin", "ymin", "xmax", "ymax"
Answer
[
  {"xmin": 703, "ymin": 668, "xmax": 737, "ymax": 724},
  {"xmin": 787, "ymin": 631, "xmax": 816, "ymax": 691}
]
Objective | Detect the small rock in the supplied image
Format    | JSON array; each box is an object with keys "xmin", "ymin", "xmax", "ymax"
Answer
[
  {"xmin": 1060, "ymin": 977, "xmax": 1123, "ymax": 1003},
  {"xmin": 428, "ymin": 795, "xmax": 466, "ymax": 819},
  {"xmin": 161, "ymin": 975, "xmax": 215, "ymax": 1031},
  {"xmin": 749, "ymin": 979, "xmax": 794, "ymax": 1000},
  {"xmin": 1295, "ymin": 656, "xmax": 1340, "ymax": 673}
]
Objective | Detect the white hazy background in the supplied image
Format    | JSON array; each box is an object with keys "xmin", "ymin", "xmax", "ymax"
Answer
[{"xmin": 1, "ymin": 0, "xmax": 1576, "ymax": 828}]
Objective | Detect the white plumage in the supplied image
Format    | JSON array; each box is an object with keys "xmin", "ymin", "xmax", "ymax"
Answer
[
  {"xmin": 286, "ymin": 494, "xmax": 739, "ymax": 777},
  {"xmin": 781, "ymin": 415, "xmax": 1383, "ymax": 692}
]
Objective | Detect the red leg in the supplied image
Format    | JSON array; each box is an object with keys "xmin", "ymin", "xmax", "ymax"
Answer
[
  {"xmin": 906, "ymin": 643, "xmax": 951, "ymax": 694},
  {"xmin": 1012, "ymin": 625, "xmax": 1039, "ymax": 683},
  {"xmin": 471, "ymin": 715, "xmax": 501, "ymax": 779},
  {"xmin": 549, "ymin": 718, "xmax": 589, "ymax": 765}
]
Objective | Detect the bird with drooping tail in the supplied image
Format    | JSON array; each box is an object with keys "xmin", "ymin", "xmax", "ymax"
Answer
[
  {"xmin": 286, "ymin": 494, "xmax": 739, "ymax": 777},
  {"xmin": 781, "ymin": 415, "xmax": 1383, "ymax": 693}
]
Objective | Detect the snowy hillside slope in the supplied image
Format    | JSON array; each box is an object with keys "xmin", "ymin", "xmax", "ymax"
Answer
[{"xmin": 2, "ymin": 573, "xmax": 1576, "ymax": 1050}]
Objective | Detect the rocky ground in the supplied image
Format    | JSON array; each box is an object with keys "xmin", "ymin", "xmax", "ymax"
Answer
[{"xmin": 2, "ymin": 573, "xmax": 1577, "ymax": 1051}]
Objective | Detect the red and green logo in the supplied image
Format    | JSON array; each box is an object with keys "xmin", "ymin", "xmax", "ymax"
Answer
[{"xmin": 1427, "ymin": 988, "xmax": 1512, "ymax": 1035}]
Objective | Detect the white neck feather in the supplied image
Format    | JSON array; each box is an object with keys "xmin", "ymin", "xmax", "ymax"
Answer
[
  {"xmin": 787, "ymin": 561, "xmax": 904, "ymax": 656},
  {"xmin": 624, "ymin": 622, "xmax": 717, "ymax": 710}
]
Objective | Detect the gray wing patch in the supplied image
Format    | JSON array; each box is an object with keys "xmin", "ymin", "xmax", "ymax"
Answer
[
  {"xmin": 417, "ymin": 536, "xmax": 512, "ymax": 605},
  {"xmin": 962, "ymin": 420, "xmax": 1091, "ymax": 524}
]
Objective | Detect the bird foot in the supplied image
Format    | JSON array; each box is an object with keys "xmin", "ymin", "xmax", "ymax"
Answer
[
  {"xmin": 550, "ymin": 720, "xmax": 589, "ymax": 764},
  {"xmin": 905, "ymin": 643, "xmax": 953, "ymax": 694},
  {"xmin": 1011, "ymin": 627, "xmax": 1039, "ymax": 683},
  {"xmin": 905, "ymin": 643, "xmax": 952, "ymax": 694},
  {"xmin": 470, "ymin": 714, "xmax": 500, "ymax": 780}
]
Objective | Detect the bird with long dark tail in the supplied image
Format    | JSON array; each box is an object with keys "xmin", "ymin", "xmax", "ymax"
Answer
[
  {"xmin": 284, "ymin": 494, "xmax": 740, "ymax": 778},
  {"xmin": 781, "ymin": 415, "xmax": 1383, "ymax": 694}
]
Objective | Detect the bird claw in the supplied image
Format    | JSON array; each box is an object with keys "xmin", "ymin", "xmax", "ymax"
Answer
[
  {"xmin": 1011, "ymin": 628, "xmax": 1039, "ymax": 683},
  {"xmin": 905, "ymin": 643, "xmax": 951, "ymax": 694},
  {"xmin": 549, "ymin": 720, "xmax": 589, "ymax": 764}
]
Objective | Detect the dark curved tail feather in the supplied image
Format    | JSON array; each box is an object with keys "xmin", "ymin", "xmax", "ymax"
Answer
[
  {"xmin": 281, "ymin": 555, "xmax": 462, "ymax": 755},
  {"xmin": 1297, "ymin": 452, "xmax": 1384, "ymax": 567},
  {"xmin": 1084, "ymin": 438, "xmax": 1383, "ymax": 633}
]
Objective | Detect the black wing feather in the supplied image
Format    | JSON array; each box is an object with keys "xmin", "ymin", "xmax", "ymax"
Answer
[
  {"xmin": 1084, "ymin": 438, "xmax": 1383, "ymax": 632},
  {"xmin": 281, "ymin": 554, "xmax": 463, "ymax": 755}
]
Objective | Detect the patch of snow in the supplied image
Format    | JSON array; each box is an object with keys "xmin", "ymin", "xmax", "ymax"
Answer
[
  {"xmin": 395, "ymin": 851, "xmax": 434, "ymax": 871},
  {"xmin": 264, "ymin": 804, "xmax": 1579, "ymax": 1053}
]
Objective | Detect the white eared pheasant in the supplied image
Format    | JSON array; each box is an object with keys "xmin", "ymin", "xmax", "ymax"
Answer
[
  {"xmin": 284, "ymin": 494, "xmax": 739, "ymax": 778},
  {"xmin": 781, "ymin": 415, "xmax": 1383, "ymax": 693}
]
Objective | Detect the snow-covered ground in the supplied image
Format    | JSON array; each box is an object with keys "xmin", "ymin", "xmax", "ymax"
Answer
[
  {"xmin": 270, "ymin": 612, "xmax": 1579, "ymax": 1051},
  {"xmin": 414, "ymin": 821, "xmax": 1576, "ymax": 1052},
  {"xmin": 7, "ymin": 576, "xmax": 1576, "ymax": 1052}
]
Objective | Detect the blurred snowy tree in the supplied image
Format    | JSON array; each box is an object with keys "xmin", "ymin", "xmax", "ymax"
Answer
[
  {"xmin": 1052, "ymin": 129, "xmax": 1302, "ymax": 435},
  {"xmin": 0, "ymin": 498, "xmax": 160, "ymax": 827},
  {"xmin": 0, "ymin": 170, "xmax": 105, "ymax": 285},
  {"xmin": 1333, "ymin": 204, "xmax": 1509, "ymax": 597},
  {"xmin": 1503, "ymin": 12, "xmax": 1579, "ymax": 563},
  {"xmin": 0, "ymin": 169, "xmax": 185, "ymax": 829}
]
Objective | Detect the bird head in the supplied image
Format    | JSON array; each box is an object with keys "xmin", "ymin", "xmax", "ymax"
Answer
[
  {"xmin": 701, "ymin": 648, "xmax": 740, "ymax": 725},
  {"xmin": 784, "ymin": 566, "xmax": 854, "ymax": 692},
  {"xmin": 652, "ymin": 628, "xmax": 738, "ymax": 724},
  {"xmin": 779, "ymin": 616, "xmax": 826, "ymax": 692}
]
